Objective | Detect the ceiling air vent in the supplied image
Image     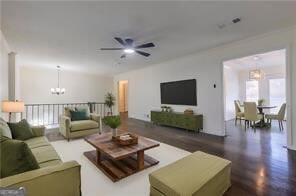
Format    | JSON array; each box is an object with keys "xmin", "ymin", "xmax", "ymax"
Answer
[
  {"xmin": 217, "ymin": 17, "xmax": 242, "ymax": 29},
  {"xmin": 232, "ymin": 18, "xmax": 241, "ymax": 24}
]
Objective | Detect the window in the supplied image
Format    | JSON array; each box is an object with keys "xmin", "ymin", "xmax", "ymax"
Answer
[
  {"xmin": 269, "ymin": 78, "xmax": 286, "ymax": 113},
  {"xmin": 246, "ymin": 80, "xmax": 259, "ymax": 102}
]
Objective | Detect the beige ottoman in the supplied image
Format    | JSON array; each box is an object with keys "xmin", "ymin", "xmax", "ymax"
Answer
[{"xmin": 149, "ymin": 151, "xmax": 231, "ymax": 196}]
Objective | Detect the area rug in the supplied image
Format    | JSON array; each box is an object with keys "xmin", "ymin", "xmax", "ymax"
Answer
[{"xmin": 50, "ymin": 138, "xmax": 190, "ymax": 196}]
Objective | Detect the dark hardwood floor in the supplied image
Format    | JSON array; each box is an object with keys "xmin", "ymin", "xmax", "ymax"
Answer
[
  {"xmin": 47, "ymin": 113, "xmax": 296, "ymax": 196},
  {"xmin": 118, "ymin": 113, "xmax": 296, "ymax": 196}
]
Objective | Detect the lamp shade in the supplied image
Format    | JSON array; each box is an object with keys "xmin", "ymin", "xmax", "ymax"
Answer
[{"xmin": 1, "ymin": 101, "xmax": 24, "ymax": 113}]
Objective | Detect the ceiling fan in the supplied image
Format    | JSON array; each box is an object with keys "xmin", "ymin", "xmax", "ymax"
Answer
[{"xmin": 100, "ymin": 37, "xmax": 155, "ymax": 58}]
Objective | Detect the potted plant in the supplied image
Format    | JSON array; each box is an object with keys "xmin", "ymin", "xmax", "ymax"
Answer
[
  {"xmin": 105, "ymin": 92, "xmax": 115, "ymax": 115},
  {"xmin": 103, "ymin": 115, "xmax": 121, "ymax": 137},
  {"xmin": 258, "ymin": 99, "xmax": 265, "ymax": 106}
]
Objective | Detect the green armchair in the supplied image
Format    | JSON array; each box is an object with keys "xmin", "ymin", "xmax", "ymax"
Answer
[{"xmin": 59, "ymin": 107, "xmax": 102, "ymax": 141}]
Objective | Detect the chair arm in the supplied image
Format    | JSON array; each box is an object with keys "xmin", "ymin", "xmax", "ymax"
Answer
[
  {"xmin": 31, "ymin": 126, "xmax": 46, "ymax": 137},
  {"xmin": 0, "ymin": 161, "xmax": 81, "ymax": 196},
  {"xmin": 59, "ymin": 115, "xmax": 71, "ymax": 138},
  {"xmin": 90, "ymin": 113, "xmax": 102, "ymax": 133}
]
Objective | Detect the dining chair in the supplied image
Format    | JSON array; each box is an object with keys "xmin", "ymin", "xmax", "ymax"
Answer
[
  {"xmin": 265, "ymin": 103, "xmax": 286, "ymax": 131},
  {"xmin": 234, "ymin": 100, "xmax": 244, "ymax": 125},
  {"xmin": 244, "ymin": 102, "xmax": 263, "ymax": 131}
]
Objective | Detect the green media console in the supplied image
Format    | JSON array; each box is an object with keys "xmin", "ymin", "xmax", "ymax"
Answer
[{"xmin": 151, "ymin": 110, "xmax": 203, "ymax": 132}]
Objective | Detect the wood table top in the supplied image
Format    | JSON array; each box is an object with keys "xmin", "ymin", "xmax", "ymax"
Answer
[
  {"xmin": 84, "ymin": 132, "xmax": 160, "ymax": 160},
  {"xmin": 257, "ymin": 105, "xmax": 277, "ymax": 109}
]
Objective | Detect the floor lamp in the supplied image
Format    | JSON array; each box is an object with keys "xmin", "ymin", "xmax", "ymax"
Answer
[{"xmin": 1, "ymin": 101, "xmax": 24, "ymax": 122}]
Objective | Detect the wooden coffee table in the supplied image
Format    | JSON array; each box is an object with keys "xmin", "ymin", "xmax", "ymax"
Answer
[{"xmin": 84, "ymin": 133, "xmax": 160, "ymax": 182}]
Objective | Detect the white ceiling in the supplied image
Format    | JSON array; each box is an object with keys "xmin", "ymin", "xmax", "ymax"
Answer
[
  {"xmin": 2, "ymin": 1, "xmax": 296, "ymax": 75},
  {"xmin": 224, "ymin": 49, "xmax": 286, "ymax": 71}
]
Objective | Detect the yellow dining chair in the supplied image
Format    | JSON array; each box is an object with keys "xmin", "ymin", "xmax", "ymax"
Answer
[
  {"xmin": 244, "ymin": 102, "xmax": 263, "ymax": 131},
  {"xmin": 234, "ymin": 100, "xmax": 244, "ymax": 125},
  {"xmin": 265, "ymin": 103, "xmax": 286, "ymax": 131}
]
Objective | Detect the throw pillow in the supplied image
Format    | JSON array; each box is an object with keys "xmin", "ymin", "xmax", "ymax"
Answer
[
  {"xmin": 8, "ymin": 119, "xmax": 34, "ymax": 140},
  {"xmin": 76, "ymin": 106, "xmax": 90, "ymax": 117},
  {"xmin": 0, "ymin": 136, "xmax": 40, "ymax": 178},
  {"xmin": 0, "ymin": 118, "xmax": 12, "ymax": 139},
  {"xmin": 70, "ymin": 110, "xmax": 89, "ymax": 121}
]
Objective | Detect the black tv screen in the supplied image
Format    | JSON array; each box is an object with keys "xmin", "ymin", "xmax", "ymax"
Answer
[{"xmin": 160, "ymin": 79, "xmax": 197, "ymax": 105}]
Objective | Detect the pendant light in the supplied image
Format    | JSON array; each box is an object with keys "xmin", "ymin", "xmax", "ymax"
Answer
[
  {"xmin": 249, "ymin": 56, "xmax": 264, "ymax": 80},
  {"xmin": 51, "ymin": 65, "xmax": 66, "ymax": 95}
]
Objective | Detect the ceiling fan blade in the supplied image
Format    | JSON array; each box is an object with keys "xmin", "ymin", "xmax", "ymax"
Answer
[
  {"xmin": 135, "ymin": 42, "xmax": 155, "ymax": 49},
  {"xmin": 120, "ymin": 54, "xmax": 126, "ymax": 58},
  {"xmin": 100, "ymin": 48, "xmax": 123, "ymax": 50},
  {"xmin": 136, "ymin": 50, "xmax": 150, "ymax": 57},
  {"xmin": 114, "ymin": 37, "xmax": 126, "ymax": 46}
]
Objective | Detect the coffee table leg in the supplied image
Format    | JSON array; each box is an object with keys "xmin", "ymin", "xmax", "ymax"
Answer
[
  {"xmin": 96, "ymin": 150, "xmax": 101, "ymax": 163},
  {"xmin": 137, "ymin": 150, "xmax": 144, "ymax": 170}
]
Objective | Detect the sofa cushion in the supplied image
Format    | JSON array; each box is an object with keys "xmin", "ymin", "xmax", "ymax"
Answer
[
  {"xmin": 0, "ymin": 137, "xmax": 40, "ymax": 178},
  {"xmin": 0, "ymin": 118, "xmax": 12, "ymax": 139},
  {"xmin": 70, "ymin": 120, "xmax": 98, "ymax": 132},
  {"xmin": 149, "ymin": 151, "xmax": 231, "ymax": 196},
  {"xmin": 25, "ymin": 136, "xmax": 50, "ymax": 149},
  {"xmin": 70, "ymin": 110, "xmax": 90, "ymax": 121},
  {"xmin": 31, "ymin": 145, "xmax": 61, "ymax": 166},
  {"xmin": 39, "ymin": 159, "xmax": 63, "ymax": 168},
  {"xmin": 8, "ymin": 119, "xmax": 34, "ymax": 140}
]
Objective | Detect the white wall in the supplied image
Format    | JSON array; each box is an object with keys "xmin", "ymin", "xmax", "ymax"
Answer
[
  {"xmin": 114, "ymin": 27, "xmax": 296, "ymax": 151},
  {"xmin": 0, "ymin": 30, "xmax": 10, "ymax": 120},
  {"xmin": 223, "ymin": 66, "xmax": 240, "ymax": 121},
  {"xmin": 114, "ymin": 51, "xmax": 225, "ymax": 136},
  {"xmin": 20, "ymin": 67, "xmax": 113, "ymax": 104}
]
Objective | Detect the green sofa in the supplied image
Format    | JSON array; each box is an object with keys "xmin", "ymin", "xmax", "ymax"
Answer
[
  {"xmin": 59, "ymin": 106, "xmax": 102, "ymax": 141},
  {"xmin": 0, "ymin": 118, "xmax": 81, "ymax": 196}
]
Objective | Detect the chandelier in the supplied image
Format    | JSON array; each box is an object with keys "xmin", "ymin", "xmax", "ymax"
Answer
[
  {"xmin": 249, "ymin": 69, "xmax": 264, "ymax": 80},
  {"xmin": 51, "ymin": 66, "xmax": 65, "ymax": 95},
  {"xmin": 249, "ymin": 56, "xmax": 264, "ymax": 80}
]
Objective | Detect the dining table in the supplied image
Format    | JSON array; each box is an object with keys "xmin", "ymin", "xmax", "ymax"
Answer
[{"xmin": 256, "ymin": 105, "xmax": 277, "ymax": 127}]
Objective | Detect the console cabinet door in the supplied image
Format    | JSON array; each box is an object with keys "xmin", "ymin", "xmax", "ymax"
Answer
[{"xmin": 151, "ymin": 111, "xmax": 202, "ymax": 132}]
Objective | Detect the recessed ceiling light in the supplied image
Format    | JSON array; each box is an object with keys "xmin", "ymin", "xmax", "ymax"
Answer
[
  {"xmin": 124, "ymin": 48, "xmax": 135, "ymax": 54},
  {"xmin": 253, "ymin": 56, "xmax": 260, "ymax": 61}
]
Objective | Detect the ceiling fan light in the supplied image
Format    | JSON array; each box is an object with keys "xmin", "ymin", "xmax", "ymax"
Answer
[{"xmin": 124, "ymin": 48, "xmax": 135, "ymax": 54}]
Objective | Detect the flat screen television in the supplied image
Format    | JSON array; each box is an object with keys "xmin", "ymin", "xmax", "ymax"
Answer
[{"xmin": 160, "ymin": 79, "xmax": 197, "ymax": 105}]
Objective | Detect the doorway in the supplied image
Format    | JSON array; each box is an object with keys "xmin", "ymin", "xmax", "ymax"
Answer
[
  {"xmin": 222, "ymin": 49, "xmax": 288, "ymax": 146},
  {"xmin": 118, "ymin": 80, "xmax": 128, "ymax": 117}
]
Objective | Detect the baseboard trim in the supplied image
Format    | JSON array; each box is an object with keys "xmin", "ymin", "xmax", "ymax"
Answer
[{"xmin": 287, "ymin": 145, "xmax": 296, "ymax": 151}]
